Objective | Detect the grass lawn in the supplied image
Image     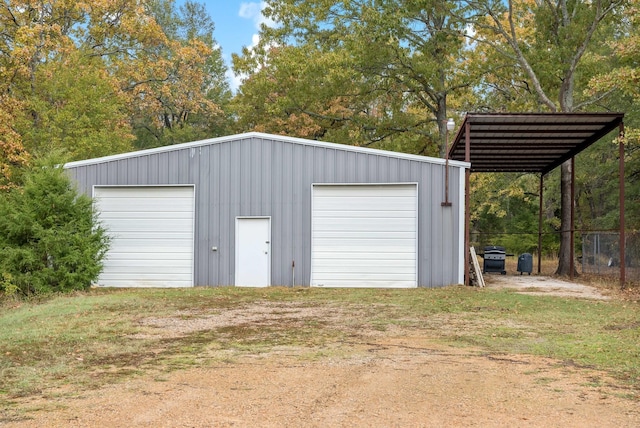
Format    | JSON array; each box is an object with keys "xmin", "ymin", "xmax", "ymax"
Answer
[{"xmin": 1, "ymin": 285, "xmax": 639, "ymax": 403}]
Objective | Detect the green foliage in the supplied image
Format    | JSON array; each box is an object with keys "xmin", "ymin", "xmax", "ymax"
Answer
[
  {"xmin": 233, "ymin": 0, "xmax": 472, "ymax": 155},
  {"xmin": 468, "ymin": 0, "xmax": 625, "ymax": 112},
  {"xmin": 131, "ymin": 0, "xmax": 232, "ymax": 149},
  {"xmin": 0, "ymin": 158, "xmax": 109, "ymax": 297},
  {"xmin": 231, "ymin": 0, "xmax": 636, "ymax": 265},
  {"xmin": 0, "ymin": 0, "xmax": 233, "ymax": 162},
  {"xmin": 470, "ymin": 173, "xmax": 560, "ymax": 255},
  {"xmin": 17, "ymin": 52, "xmax": 135, "ymax": 161},
  {"xmin": 460, "ymin": 0, "xmax": 635, "ymax": 268}
]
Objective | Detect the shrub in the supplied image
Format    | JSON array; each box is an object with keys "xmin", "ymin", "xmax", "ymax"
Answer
[{"xmin": 0, "ymin": 159, "xmax": 109, "ymax": 296}]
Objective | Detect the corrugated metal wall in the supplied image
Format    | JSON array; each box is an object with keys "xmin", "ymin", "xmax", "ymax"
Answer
[{"xmin": 66, "ymin": 134, "xmax": 466, "ymax": 287}]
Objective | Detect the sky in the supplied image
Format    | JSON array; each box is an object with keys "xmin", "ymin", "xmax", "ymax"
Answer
[{"xmin": 188, "ymin": 1, "xmax": 274, "ymax": 91}]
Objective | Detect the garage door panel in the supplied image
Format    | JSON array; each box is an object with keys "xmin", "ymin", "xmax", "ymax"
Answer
[
  {"xmin": 313, "ymin": 257, "xmax": 415, "ymax": 270},
  {"xmin": 313, "ymin": 258, "xmax": 416, "ymax": 268},
  {"xmin": 101, "ymin": 264, "xmax": 192, "ymax": 274},
  {"xmin": 313, "ymin": 245, "xmax": 415, "ymax": 253},
  {"xmin": 316, "ymin": 279, "xmax": 415, "ymax": 288},
  {"xmin": 96, "ymin": 186, "xmax": 192, "ymax": 198},
  {"xmin": 108, "ymin": 241, "xmax": 193, "ymax": 252},
  {"xmin": 313, "ymin": 210, "xmax": 416, "ymax": 219},
  {"xmin": 99, "ymin": 272, "xmax": 193, "ymax": 280},
  {"xmin": 315, "ymin": 186, "xmax": 416, "ymax": 197},
  {"xmin": 313, "ymin": 219, "xmax": 416, "ymax": 232},
  {"xmin": 98, "ymin": 211, "xmax": 194, "ymax": 220},
  {"xmin": 313, "ymin": 266, "xmax": 415, "ymax": 275},
  {"xmin": 313, "ymin": 251, "xmax": 414, "ymax": 260},
  {"xmin": 313, "ymin": 238, "xmax": 415, "ymax": 248},
  {"xmin": 311, "ymin": 184, "xmax": 417, "ymax": 288},
  {"xmin": 313, "ymin": 198, "xmax": 415, "ymax": 212},
  {"xmin": 314, "ymin": 194, "xmax": 416, "ymax": 203},
  {"xmin": 97, "ymin": 197, "xmax": 194, "ymax": 212},
  {"xmin": 315, "ymin": 272, "xmax": 416, "ymax": 281},
  {"xmin": 105, "ymin": 232, "xmax": 193, "ymax": 241},
  {"xmin": 105, "ymin": 252, "xmax": 193, "ymax": 261},
  {"xmin": 99, "ymin": 274, "xmax": 193, "ymax": 288},
  {"xmin": 103, "ymin": 258, "xmax": 192, "ymax": 267},
  {"xmin": 102, "ymin": 196, "xmax": 194, "ymax": 205},
  {"xmin": 103, "ymin": 281, "xmax": 193, "ymax": 288},
  {"xmin": 100, "ymin": 218, "xmax": 193, "ymax": 232},
  {"xmin": 313, "ymin": 231, "xmax": 416, "ymax": 239},
  {"xmin": 95, "ymin": 186, "xmax": 194, "ymax": 288}
]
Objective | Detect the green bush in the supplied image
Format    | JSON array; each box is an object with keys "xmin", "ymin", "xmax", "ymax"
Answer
[{"xmin": 0, "ymin": 160, "xmax": 109, "ymax": 296}]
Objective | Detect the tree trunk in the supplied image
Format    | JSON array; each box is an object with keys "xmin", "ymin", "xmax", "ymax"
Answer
[
  {"xmin": 555, "ymin": 160, "xmax": 577, "ymax": 276},
  {"xmin": 436, "ymin": 95, "xmax": 448, "ymax": 158}
]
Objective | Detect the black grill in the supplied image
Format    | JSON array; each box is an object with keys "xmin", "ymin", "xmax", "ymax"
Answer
[{"xmin": 483, "ymin": 246, "xmax": 506, "ymax": 275}]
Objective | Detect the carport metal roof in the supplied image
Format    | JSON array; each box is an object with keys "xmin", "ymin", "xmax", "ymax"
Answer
[
  {"xmin": 448, "ymin": 112, "xmax": 624, "ymax": 173},
  {"xmin": 446, "ymin": 112, "xmax": 626, "ymax": 287}
]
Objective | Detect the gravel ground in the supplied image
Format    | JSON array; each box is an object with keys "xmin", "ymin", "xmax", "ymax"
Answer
[
  {"xmin": 5, "ymin": 339, "xmax": 638, "ymax": 427},
  {"xmin": 485, "ymin": 274, "xmax": 612, "ymax": 300}
]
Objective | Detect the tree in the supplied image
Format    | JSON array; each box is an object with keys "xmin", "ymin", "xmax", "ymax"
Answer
[
  {"xmin": 463, "ymin": 0, "xmax": 627, "ymax": 275},
  {"xmin": 130, "ymin": 0, "xmax": 232, "ymax": 148},
  {"xmin": 0, "ymin": 99, "xmax": 29, "ymax": 190},
  {"xmin": 0, "ymin": 0, "xmax": 231, "ymax": 159},
  {"xmin": 0, "ymin": 1, "xmax": 156, "ymax": 161},
  {"xmin": 588, "ymin": 0, "xmax": 640, "ymax": 102},
  {"xmin": 588, "ymin": 0, "xmax": 640, "ymax": 230},
  {"xmin": 17, "ymin": 51, "xmax": 135, "ymax": 161},
  {"xmin": 0, "ymin": 158, "xmax": 109, "ymax": 297},
  {"xmin": 234, "ymin": 44, "xmax": 416, "ymax": 148},
  {"xmin": 234, "ymin": 0, "xmax": 473, "ymax": 155},
  {"xmin": 470, "ymin": 172, "xmax": 556, "ymax": 255}
]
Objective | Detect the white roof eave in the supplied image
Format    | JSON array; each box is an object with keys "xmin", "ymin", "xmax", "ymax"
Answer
[{"xmin": 63, "ymin": 131, "xmax": 470, "ymax": 170}]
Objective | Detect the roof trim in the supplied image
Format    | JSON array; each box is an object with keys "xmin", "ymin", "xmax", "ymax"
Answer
[
  {"xmin": 64, "ymin": 131, "xmax": 470, "ymax": 169},
  {"xmin": 448, "ymin": 112, "xmax": 624, "ymax": 173}
]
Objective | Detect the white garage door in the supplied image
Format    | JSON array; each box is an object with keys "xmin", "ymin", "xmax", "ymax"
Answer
[
  {"xmin": 94, "ymin": 186, "xmax": 195, "ymax": 287},
  {"xmin": 311, "ymin": 184, "xmax": 417, "ymax": 288}
]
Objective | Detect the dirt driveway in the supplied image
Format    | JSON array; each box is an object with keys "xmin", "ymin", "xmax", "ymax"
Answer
[{"xmin": 4, "ymin": 277, "xmax": 638, "ymax": 427}]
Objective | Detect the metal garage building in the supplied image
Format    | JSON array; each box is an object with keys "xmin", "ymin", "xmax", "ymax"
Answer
[{"xmin": 64, "ymin": 132, "xmax": 468, "ymax": 288}]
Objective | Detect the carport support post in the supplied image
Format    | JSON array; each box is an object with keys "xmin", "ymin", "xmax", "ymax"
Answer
[
  {"xmin": 538, "ymin": 174, "xmax": 544, "ymax": 274},
  {"xmin": 619, "ymin": 121, "xmax": 626, "ymax": 288},
  {"xmin": 464, "ymin": 120, "xmax": 471, "ymax": 286},
  {"xmin": 570, "ymin": 157, "xmax": 575, "ymax": 281}
]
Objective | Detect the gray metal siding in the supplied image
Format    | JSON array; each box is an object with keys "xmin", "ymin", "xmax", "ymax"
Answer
[{"xmin": 66, "ymin": 135, "xmax": 465, "ymax": 287}]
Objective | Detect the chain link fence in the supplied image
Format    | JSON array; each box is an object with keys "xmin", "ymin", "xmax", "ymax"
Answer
[
  {"xmin": 471, "ymin": 230, "xmax": 639, "ymax": 283},
  {"xmin": 580, "ymin": 231, "xmax": 640, "ymax": 282}
]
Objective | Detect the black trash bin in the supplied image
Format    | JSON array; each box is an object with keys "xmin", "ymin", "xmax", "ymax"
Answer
[
  {"xmin": 483, "ymin": 246, "xmax": 506, "ymax": 275},
  {"xmin": 517, "ymin": 253, "xmax": 533, "ymax": 275}
]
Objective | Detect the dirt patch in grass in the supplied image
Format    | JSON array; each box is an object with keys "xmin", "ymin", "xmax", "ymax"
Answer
[
  {"xmin": 133, "ymin": 301, "xmax": 360, "ymax": 339},
  {"xmin": 485, "ymin": 274, "xmax": 612, "ymax": 300},
  {"xmin": 2, "ymin": 298, "xmax": 638, "ymax": 427}
]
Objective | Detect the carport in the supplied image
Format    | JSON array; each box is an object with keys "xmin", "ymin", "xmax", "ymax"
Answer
[{"xmin": 447, "ymin": 113, "xmax": 626, "ymax": 286}]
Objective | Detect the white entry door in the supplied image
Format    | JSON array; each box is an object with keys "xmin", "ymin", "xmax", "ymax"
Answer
[{"xmin": 235, "ymin": 217, "xmax": 271, "ymax": 287}]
